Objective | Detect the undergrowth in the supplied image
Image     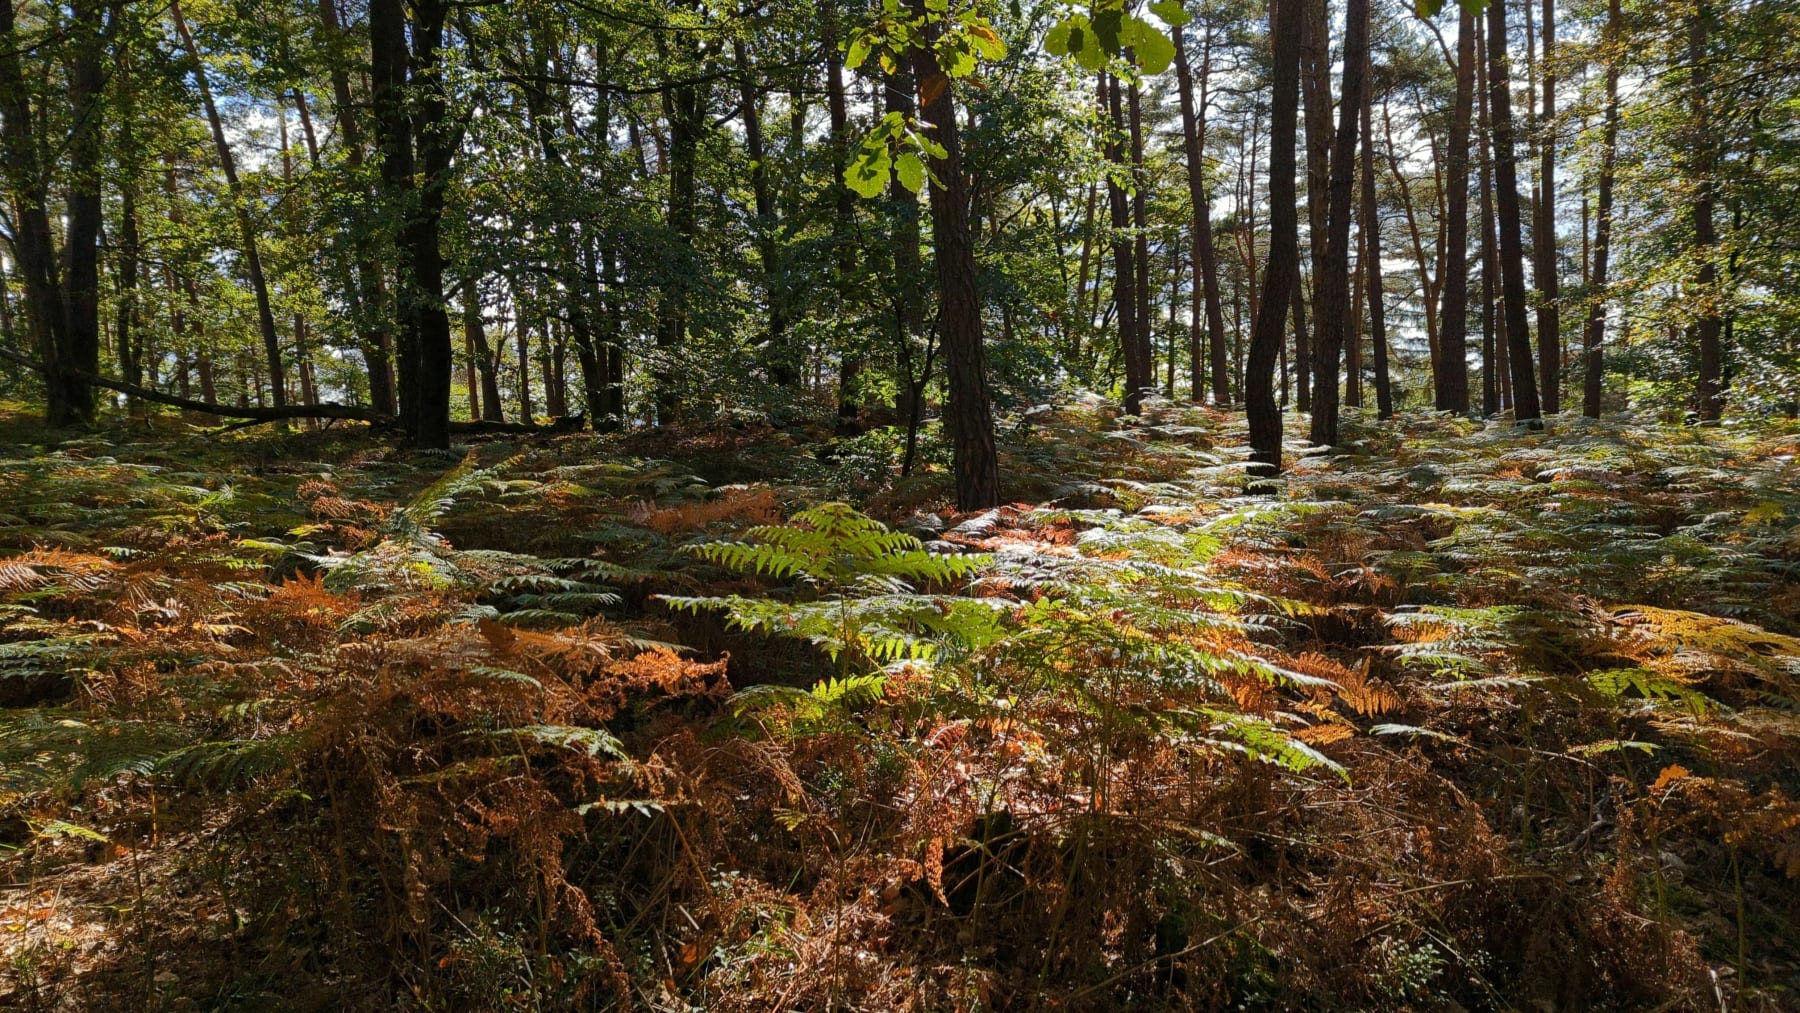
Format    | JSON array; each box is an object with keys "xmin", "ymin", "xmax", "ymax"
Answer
[{"xmin": 1, "ymin": 403, "xmax": 1797, "ymax": 1010}]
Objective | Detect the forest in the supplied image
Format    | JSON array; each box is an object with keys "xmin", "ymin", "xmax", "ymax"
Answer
[{"xmin": 0, "ymin": 0, "xmax": 1798, "ymax": 1008}]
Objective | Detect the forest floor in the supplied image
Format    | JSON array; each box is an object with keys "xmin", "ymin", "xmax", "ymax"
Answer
[{"xmin": 0, "ymin": 399, "xmax": 1797, "ymax": 1011}]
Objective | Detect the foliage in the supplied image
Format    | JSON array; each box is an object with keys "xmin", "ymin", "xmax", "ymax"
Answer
[{"xmin": 3, "ymin": 393, "xmax": 1799, "ymax": 1007}]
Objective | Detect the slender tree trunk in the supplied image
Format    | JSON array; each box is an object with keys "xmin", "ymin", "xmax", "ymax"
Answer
[
  {"xmin": 1477, "ymin": 19, "xmax": 1501, "ymax": 414},
  {"xmin": 1075, "ymin": 180, "xmax": 1098, "ymax": 344},
  {"xmin": 319, "ymin": 0, "xmax": 396, "ymax": 416},
  {"xmin": 1348, "ymin": 223, "xmax": 1364, "ymax": 410},
  {"xmin": 371, "ymin": 0, "xmax": 454, "ymax": 447},
  {"xmin": 1105, "ymin": 73, "xmax": 1145, "ymax": 414},
  {"xmin": 1, "ymin": 0, "xmax": 105, "ymax": 426},
  {"xmin": 734, "ymin": 34, "xmax": 794, "ymax": 386},
  {"xmin": 1486, "ymin": 0, "xmax": 1543, "ymax": 422},
  {"xmin": 1533, "ymin": 0, "xmax": 1562, "ymax": 411},
  {"xmin": 825, "ymin": 4, "xmax": 862, "ymax": 430},
  {"xmin": 1308, "ymin": 0, "xmax": 1370, "ymax": 447},
  {"xmin": 885, "ymin": 64, "xmax": 928, "ymax": 427},
  {"xmin": 655, "ymin": 29, "xmax": 702, "ymax": 425},
  {"xmin": 1194, "ymin": 50, "xmax": 1231, "ymax": 408},
  {"xmin": 1299, "ymin": 0, "xmax": 1331, "ymax": 394},
  {"xmin": 909, "ymin": 0, "xmax": 1000, "ymax": 509},
  {"xmin": 464, "ymin": 279, "xmax": 503, "ymax": 421},
  {"xmin": 173, "ymin": 0, "xmax": 286, "ymax": 412},
  {"xmin": 1129, "ymin": 76, "xmax": 1156, "ymax": 407},
  {"xmin": 1291, "ymin": 281, "xmax": 1311, "ymax": 413},
  {"xmin": 513, "ymin": 287, "xmax": 535, "ymax": 423},
  {"xmin": 1583, "ymin": 0, "xmax": 1620, "ymax": 418},
  {"xmin": 116, "ymin": 179, "xmax": 142, "ymax": 404},
  {"xmin": 1688, "ymin": 6, "xmax": 1723, "ymax": 420},
  {"xmin": 1436, "ymin": 8, "xmax": 1476, "ymax": 412},
  {"xmin": 1360, "ymin": 64, "xmax": 1392, "ymax": 420},
  {"xmin": 1248, "ymin": 0, "xmax": 1302, "ymax": 477}
]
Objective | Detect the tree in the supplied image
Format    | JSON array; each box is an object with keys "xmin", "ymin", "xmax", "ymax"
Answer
[
  {"xmin": 1173, "ymin": 12, "xmax": 1229, "ymax": 408},
  {"xmin": 1581, "ymin": 0, "xmax": 1620, "ymax": 418},
  {"xmin": 370, "ymin": 0, "xmax": 457, "ymax": 448},
  {"xmin": 0, "ymin": 0, "xmax": 109, "ymax": 426},
  {"xmin": 1309, "ymin": 0, "xmax": 1371, "ymax": 448},
  {"xmin": 172, "ymin": 0, "xmax": 286, "ymax": 413},
  {"xmin": 1435, "ymin": 5, "xmax": 1476, "ymax": 414},
  {"xmin": 1689, "ymin": 4, "xmax": 1724, "ymax": 421},
  {"xmin": 1535, "ymin": 0, "xmax": 1562, "ymax": 412},
  {"xmin": 1485, "ymin": 0, "xmax": 1543, "ymax": 423},
  {"xmin": 907, "ymin": 0, "xmax": 1001, "ymax": 509},
  {"xmin": 1360, "ymin": 52, "xmax": 1393, "ymax": 420},
  {"xmin": 1249, "ymin": 0, "xmax": 1303, "ymax": 476}
]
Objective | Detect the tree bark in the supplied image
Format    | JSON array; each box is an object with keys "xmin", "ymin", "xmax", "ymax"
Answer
[
  {"xmin": 1534, "ymin": 0, "xmax": 1562, "ymax": 412},
  {"xmin": 1299, "ymin": 0, "xmax": 1332, "ymax": 404},
  {"xmin": 1128, "ymin": 76, "xmax": 1156, "ymax": 407},
  {"xmin": 655, "ymin": 29, "xmax": 702, "ymax": 426},
  {"xmin": 370, "ymin": 0, "xmax": 455, "ymax": 448},
  {"xmin": 1360, "ymin": 59, "xmax": 1392, "ymax": 420},
  {"xmin": 1485, "ymin": 0, "xmax": 1543, "ymax": 422},
  {"xmin": 0, "ymin": 0, "xmax": 106, "ymax": 426},
  {"xmin": 1173, "ymin": 24, "xmax": 1223, "ymax": 404},
  {"xmin": 1582, "ymin": 0, "xmax": 1620, "ymax": 418},
  {"xmin": 825, "ymin": 7, "xmax": 862, "ymax": 431},
  {"xmin": 173, "ymin": 0, "xmax": 286, "ymax": 412},
  {"xmin": 1436, "ymin": 8, "xmax": 1475, "ymax": 413},
  {"xmin": 318, "ymin": 0, "xmax": 397, "ymax": 416},
  {"xmin": 1308, "ymin": 0, "xmax": 1370, "ymax": 448},
  {"xmin": 1105, "ymin": 73, "xmax": 1146, "ymax": 414},
  {"xmin": 909, "ymin": 0, "xmax": 1000, "ymax": 509},
  {"xmin": 464, "ymin": 278, "xmax": 503, "ymax": 421},
  {"xmin": 1248, "ymin": 0, "xmax": 1302, "ymax": 477},
  {"xmin": 734, "ymin": 33, "xmax": 794, "ymax": 387},
  {"xmin": 1689, "ymin": 6, "xmax": 1723, "ymax": 420}
]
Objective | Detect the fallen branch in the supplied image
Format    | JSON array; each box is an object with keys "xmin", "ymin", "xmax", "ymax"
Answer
[{"xmin": 0, "ymin": 345, "xmax": 385, "ymax": 423}]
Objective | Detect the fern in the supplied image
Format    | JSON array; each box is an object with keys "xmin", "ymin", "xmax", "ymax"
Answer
[{"xmin": 662, "ymin": 504, "xmax": 994, "ymax": 679}]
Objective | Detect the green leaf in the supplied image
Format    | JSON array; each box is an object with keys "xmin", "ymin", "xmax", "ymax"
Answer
[
  {"xmin": 1418, "ymin": 0, "xmax": 1490, "ymax": 16},
  {"xmin": 845, "ymin": 143, "xmax": 893, "ymax": 199},
  {"xmin": 895, "ymin": 151, "xmax": 926, "ymax": 193},
  {"xmin": 1092, "ymin": 8, "xmax": 1124, "ymax": 54},
  {"xmin": 1123, "ymin": 16, "xmax": 1176, "ymax": 75},
  {"xmin": 968, "ymin": 22, "xmax": 1006, "ymax": 61},
  {"xmin": 942, "ymin": 39, "xmax": 978, "ymax": 77},
  {"xmin": 847, "ymin": 35, "xmax": 873, "ymax": 70},
  {"xmin": 1148, "ymin": 1, "xmax": 1192, "ymax": 28}
]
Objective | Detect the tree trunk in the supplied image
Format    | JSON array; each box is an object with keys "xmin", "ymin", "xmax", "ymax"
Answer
[
  {"xmin": 1308, "ymin": 0, "xmax": 1370, "ymax": 448},
  {"xmin": 1174, "ymin": 23, "xmax": 1230, "ymax": 408},
  {"xmin": 0, "ymin": 0, "xmax": 105, "ymax": 426},
  {"xmin": 1582, "ymin": 0, "xmax": 1620, "ymax": 418},
  {"xmin": 1485, "ymin": 0, "xmax": 1543, "ymax": 422},
  {"xmin": 1436, "ymin": 7, "xmax": 1476, "ymax": 413},
  {"xmin": 173, "ymin": 0, "xmax": 286, "ymax": 412},
  {"xmin": 1535, "ymin": 0, "xmax": 1562, "ymax": 412},
  {"xmin": 1360, "ymin": 63, "xmax": 1392, "ymax": 420},
  {"xmin": 825, "ymin": 8, "xmax": 862, "ymax": 431},
  {"xmin": 370, "ymin": 0, "xmax": 454, "ymax": 448},
  {"xmin": 1128, "ymin": 77, "xmax": 1156, "ymax": 407},
  {"xmin": 319, "ymin": 0, "xmax": 396, "ymax": 416},
  {"xmin": 513, "ymin": 285, "xmax": 535, "ymax": 423},
  {"xmin": 1105, "ymin": 73, "xmax": 1145, "ymax": 414},
  {"xmin": 1689, "ymin": 6, "xmax": 1723, "ymax": 420},
  {"xmin": 464, "ymin": 279, "xmax": 503, "ymax": 422},
  {"xmin": 116, "ymin": 177, "xmax": 142, "ymax": 407},
  {"xmin": 1248, "ymin": 0, "xmax": 1302, "ymax": 477},
  {"xmin": 909, "ymin": 0, "xmax": 1000, "ymax": 509},
  {"xmin": 734, "ymin": 34, "xmax": 794, "ymax": 387},
  {"xmin": 1299, "ymin": 0, "xmax": 1332, "ymax": 395}
]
